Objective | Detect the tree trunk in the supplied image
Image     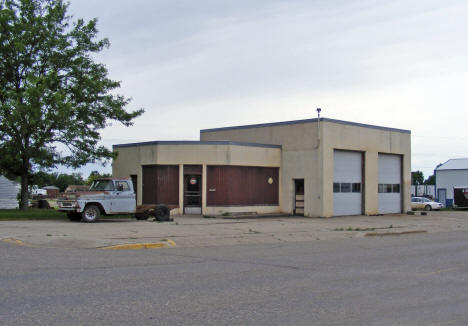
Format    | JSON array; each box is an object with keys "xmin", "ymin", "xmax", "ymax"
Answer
[{"xmin": 19, "ymin": 170, "xmax": 29, "ymax": 211}]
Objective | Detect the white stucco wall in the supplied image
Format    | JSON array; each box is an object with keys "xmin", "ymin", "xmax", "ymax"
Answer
[{"xmin": 202, "ymin": 119, "xmax": 411, "ymax": 217}]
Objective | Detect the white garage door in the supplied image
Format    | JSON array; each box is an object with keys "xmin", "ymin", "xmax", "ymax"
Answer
[
  {"xmin": 378, "ymin": 154, "xmax": 401, "ymax": 214},
  {"xmin": 333, "ymin": 150, "xmax": 362, "ymax": 216}
]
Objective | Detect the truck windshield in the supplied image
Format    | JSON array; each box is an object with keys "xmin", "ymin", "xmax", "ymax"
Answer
[{"xmin": 89, "ymin": 180, "xmax": 114, "ymax": 191}]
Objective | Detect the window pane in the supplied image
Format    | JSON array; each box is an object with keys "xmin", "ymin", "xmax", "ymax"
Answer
[
  {"xmin": 352, "ymin": 183, "xmax": 361, "ymax": 193},
  {"xmin": 392, "ymin": 184, "xmax": 400, "ymax": 193},
  {"xmin": 333, "ymin": 183, "xmax": 341, "ymax": 193},
  {"xmin": 385, "ymin": 184, "xmax": 392, "ymax": 193},
  {"xmin": 341, "ymin": 183, "xmax": 351, "ymax": 192},
  {"xmin": 378, "ymin": 184, "xmax": 383, "ymax": 193}
]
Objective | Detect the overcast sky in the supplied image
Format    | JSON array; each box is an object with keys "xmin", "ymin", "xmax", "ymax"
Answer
[{"xmin": 63, "ymin": 0, "xmax": 468, "ymax": 179}]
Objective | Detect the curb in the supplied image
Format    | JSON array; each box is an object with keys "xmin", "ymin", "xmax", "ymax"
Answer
[
  {"xmin": 99, "ymin": 239, "xmax": 176, "ymax": 250},
  {"xmin": 365, "ymin": 230, "xmax": 427, "ymax": 237}
]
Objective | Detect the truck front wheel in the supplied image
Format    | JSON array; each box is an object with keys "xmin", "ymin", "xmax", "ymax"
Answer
[{"xmin": 82, "ymin": 204, "xmax": 101, "ymax": 223}]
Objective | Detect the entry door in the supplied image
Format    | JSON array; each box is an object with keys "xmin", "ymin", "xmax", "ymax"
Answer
[
  {"xmin": 294, "ymin": 179, "xmax": 304, "ymax": 215},
  {"xmin": 184, "ymin": 175, "xmax": 202, "ymax": 214},
  {"xmin": 438, "ymin": 189, "xmax": 446, "ymax": 207}
]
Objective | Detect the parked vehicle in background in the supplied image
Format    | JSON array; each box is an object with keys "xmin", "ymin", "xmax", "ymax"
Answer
[
  {"xmin": 411, "ymin": 197, "xmax": 443, "ymax": 211},
  {"xmin": 453, "ymin": 186, "xmax": 468, "ymax": 208},
  {"xmin": 57, "ymin": 178, "xmax": 172, "ymax": 222},
  {"xmin": 65, "ymin": 185, "xmax": 90, "ymax": 193}
]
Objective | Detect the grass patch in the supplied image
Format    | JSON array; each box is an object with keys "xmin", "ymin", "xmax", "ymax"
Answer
[
  {"xmin": 0, "ymin": 208, "xmax": 67, "ymax": 220},
  {"xmin": 0, "ymin": 209, "xmax": 135, "ymax": 221}
]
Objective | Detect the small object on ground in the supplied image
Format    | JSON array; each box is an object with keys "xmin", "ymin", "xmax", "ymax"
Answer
[
  {"xmin": 38, "ymin": 199, "xmax": 50, "ymax": 209},
  {"xmin": 153, "ymin": 204, "xmax": 171, "ymax": 222}
]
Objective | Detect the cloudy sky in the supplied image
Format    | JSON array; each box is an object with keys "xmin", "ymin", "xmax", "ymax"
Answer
[{"xmin": 65, "ymin": 0, "xmax": 468, "ymax": 179}]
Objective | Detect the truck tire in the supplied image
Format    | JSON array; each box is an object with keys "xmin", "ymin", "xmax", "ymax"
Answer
[
  {"xmin": 154, "ymin": 204, "xmax": 170, "ymax": 222},
  {"xmin": 81, "ymin": 204, "xmax": 100, "ymax": 223},
  {"xmin": 67, "ymin": 212, "xmax": 81, "ymax": 222}
]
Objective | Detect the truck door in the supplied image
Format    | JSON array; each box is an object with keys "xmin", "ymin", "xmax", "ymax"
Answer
[{"xmin": 111, "ymin": 180, "xmax": 136, "ymax": 213}]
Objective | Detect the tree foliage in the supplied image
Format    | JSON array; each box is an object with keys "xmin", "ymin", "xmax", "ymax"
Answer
[
  {"xmin": 32, "ymin": 170, "xmax": 84, "ymax": 191},
  {"xmin": 424, "ymin": 174, "xmax": 435, "ymax": 185},
  {"xmin": 411, "ymin": 171, "xmax": 424, "ymax": 185},
  {"xmin": 0, "ymin": 0, "xmax": 144, "ymax": 209},
  {"xmin": 85, "ymin": 170, "xmax": 111, "ymax": 185}
]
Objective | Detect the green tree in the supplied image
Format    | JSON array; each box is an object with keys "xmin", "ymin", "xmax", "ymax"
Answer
[
  {"xmin": 31, "ymin": 171, "xmax": 84, "ymax": 191},
  {"xmin": 0, "ymin": 0, "xmax": 144, "ymax": 209},
  {"xmin": 86, "ymin": 170, "xmax": 111, "ymax": 185},
  {"xmin": 411, "ymin": 171, "xmax": 424, "ymax": 185},
  {"xmin": 424, "ymin": 174, "xmax": 435, "ymax": 185}
]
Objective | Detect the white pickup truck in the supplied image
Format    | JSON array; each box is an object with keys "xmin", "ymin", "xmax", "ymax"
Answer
[{"xmin": 57, "ymin": 178, "xmax": 171, "ymax": 222}]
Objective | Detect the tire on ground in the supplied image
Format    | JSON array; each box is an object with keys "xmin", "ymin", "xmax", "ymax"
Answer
[
  {"xmin": 81, "ymin": 204, "xmax": 101, "ymax": 223},
  {"xmin": 153, "ymin": 204, "xmax": 170, "ymax": 222}
]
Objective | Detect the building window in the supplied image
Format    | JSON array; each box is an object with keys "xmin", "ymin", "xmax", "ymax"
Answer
[
  {"xmin": 378, "ymin": 184, "xmax": 401, "ymax": 193},
  {"xmin": 333, "ymin": 183, "xmax": 340, "ymax": 193},
  {"xmin": 340, "ymin": 183, "xmax": 351, "ymax": 192},
  {"xmin": 352, "ymin": 183, "xmax": 361, "ymax": 193},
  {"xmin": 334, "ymin": 182, "xmax": 361, "ymax": 193}
]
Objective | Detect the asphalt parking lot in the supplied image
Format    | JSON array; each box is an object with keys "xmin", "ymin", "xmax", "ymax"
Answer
[{"xmin": 1, "ymin": 210, "xmax": 468, "ymax": 249}]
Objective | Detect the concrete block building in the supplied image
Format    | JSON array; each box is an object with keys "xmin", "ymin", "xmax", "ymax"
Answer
[{"xmin": 113, "ymin": 118, "xmax": 411, "ymax": 217}]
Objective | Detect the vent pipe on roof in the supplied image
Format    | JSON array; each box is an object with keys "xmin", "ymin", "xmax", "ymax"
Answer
[{"xmin": 314, "ymin": 108, "xmax": 321, "ymax": 149}]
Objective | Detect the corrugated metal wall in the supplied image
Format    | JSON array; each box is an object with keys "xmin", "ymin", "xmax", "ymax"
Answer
[
  {"xmin": 142, "ymin": 165, "xmax": 179, "ymax": 205},
  {"xmin": 207, "ymin": 166, "xmax": 279, "ymax": 206},
  {"xmin": 0, "ymin": 176, "xmax": 20, "ymax": 209}
]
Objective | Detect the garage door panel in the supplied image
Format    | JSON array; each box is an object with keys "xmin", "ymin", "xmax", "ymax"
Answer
[
  {"xmin": 378, "ymin": 154, "xmax": 401, "ymax": 214},
  {"xmin": 333, "ymin": 150, "xmax": 362, "ymax": 216},
  {"xmin": 333, "ymin": 193, "xmax": 362, "ymax": 216}
]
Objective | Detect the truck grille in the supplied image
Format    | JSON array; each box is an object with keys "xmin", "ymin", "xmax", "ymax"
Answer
[{"xmin": 60, "ymin": 202, "xmax": 74, "ymax": 207}]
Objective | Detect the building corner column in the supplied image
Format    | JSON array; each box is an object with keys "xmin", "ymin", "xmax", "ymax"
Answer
[
  {"xmin": 202, "ymin": 164, "xmax": 207, "ymax": 215},
  {"xmin": 178, "ymin": 164, "xmax": 184, "ymax": 215}
]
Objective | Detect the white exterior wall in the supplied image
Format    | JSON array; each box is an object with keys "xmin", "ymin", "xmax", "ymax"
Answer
[
  {"xmin": 411, "ymin": 185, "xmax": 435, "ymax": 198},
  {"xmin": 435, "ymin": 169, "xmax": 468, "ymax": 201},
  {"xmin": 0, "ymin": 176, "xmax": 20, "ymax": 209}
]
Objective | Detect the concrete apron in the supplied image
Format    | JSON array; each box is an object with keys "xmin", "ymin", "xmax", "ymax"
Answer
[{"xmin": 1, "ymin": 211, "xmax": 468, "ymax": 250}]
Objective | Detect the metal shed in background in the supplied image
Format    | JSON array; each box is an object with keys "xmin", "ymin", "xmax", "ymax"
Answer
[
  {"xmin": 0, "ymin": 175, "xmax": 20, "ymax": 209},
  {"xmin": 435, "ymin": 158, "xmax": 468, "ymax": 207}
]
